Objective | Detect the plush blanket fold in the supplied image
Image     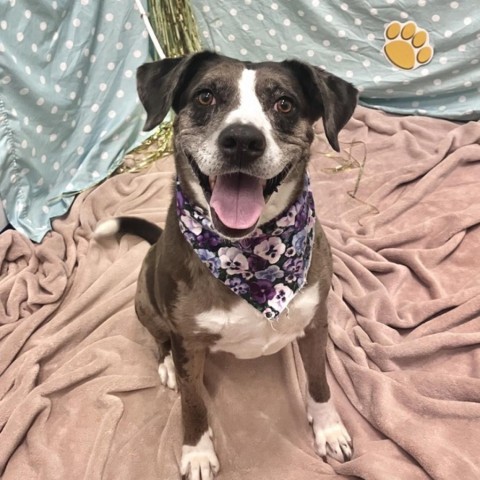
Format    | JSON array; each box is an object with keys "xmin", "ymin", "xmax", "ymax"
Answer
[{"xmin": 1, "ymin": 106, "xmax": 479, "ymax": 479}]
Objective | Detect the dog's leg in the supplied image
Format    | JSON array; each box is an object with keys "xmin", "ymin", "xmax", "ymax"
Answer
[
  {"xmin": 298, "ymin": 302, "xmax": 353, "ymax": 462},
  {"xmin": 171, "ymin": 334, "xmax": 220, "ymax": 480}
]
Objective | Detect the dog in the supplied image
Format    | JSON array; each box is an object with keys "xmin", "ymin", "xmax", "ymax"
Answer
[{"xmin": 95, "ymin": 51, "xmax": 357, "ymax": 479}]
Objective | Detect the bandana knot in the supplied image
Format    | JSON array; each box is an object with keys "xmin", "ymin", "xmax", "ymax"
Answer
[{"xmin": 176, "ymin": 176, "xmax": 315, "ymax": 320}]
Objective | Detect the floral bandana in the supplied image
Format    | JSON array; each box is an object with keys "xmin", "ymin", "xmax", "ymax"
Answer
[{"xmin": 176, "ymin": 176, "xmax": 315, "ymax": 320}]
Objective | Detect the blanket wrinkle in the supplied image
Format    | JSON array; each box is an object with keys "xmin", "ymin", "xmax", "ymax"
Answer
[{"xmin": 1, "ymin": 106, "xmax": 479, "ymax": 479}]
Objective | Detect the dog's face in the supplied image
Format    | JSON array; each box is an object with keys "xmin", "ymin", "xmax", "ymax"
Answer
[{"xmin": 137, "ymin": 52, "xmax": 357, "ymax": 239}]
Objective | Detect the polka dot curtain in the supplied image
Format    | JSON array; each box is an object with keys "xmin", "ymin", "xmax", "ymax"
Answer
[
  {"xmin": 0, "ymin": 0, "xmax": 150, "ymax": 241},
  {"xmin": 192, "ymin": 0, "xmax": 480, "ymax": 121}
]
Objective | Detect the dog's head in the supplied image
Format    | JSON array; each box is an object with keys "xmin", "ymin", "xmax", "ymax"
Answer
[{"xmin": 137, "ymin": 52, "xmax": 357, "ymax": 239}]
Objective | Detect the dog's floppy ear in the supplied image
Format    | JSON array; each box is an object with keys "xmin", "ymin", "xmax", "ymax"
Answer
[
  {"xmin": 137, "ymin": 51, "xmax": 218, "ymax": 131},
  {"xmin": 283, "ymin": 60, "xmax": 358, "ymax": 152}
]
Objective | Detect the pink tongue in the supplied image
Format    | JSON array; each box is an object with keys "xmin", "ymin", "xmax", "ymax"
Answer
[{"xmin": 210, "ymin": 173, "xmax": 265, "ymax": 229}]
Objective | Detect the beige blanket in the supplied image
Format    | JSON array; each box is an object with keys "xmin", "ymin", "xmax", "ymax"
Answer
[{"xmin": 1, "ymin": 106, "xmax": 479, "ymax": 479}]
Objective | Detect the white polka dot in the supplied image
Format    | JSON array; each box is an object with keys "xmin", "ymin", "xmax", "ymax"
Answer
[
  {"xmin": 202, "ymin": 5, "xmax": 210, "ymax": 12},
  {"xmin": 52, "ymin": 0, "xmax": 57, "ymax": 8},
  {"xmin": 84, "ymin": 125, "xmax": 92, "ymax": 133},
  {"xmin": 31, "ymin": 43, "xmax": 37, "ymax": 52},
  {"xmin": 60, "ymin": 62, "xmax": 67, "ymax": 71},
  {"xmin": 116, "ymin": 42, "xmax": 123, "ymax": 50},
  {"xmin": 323, "ymin": 40, "xmax": 330, "ymax": 47},
  {"xmin": 432, "ymin": 14, "xmax": 440, "ymax": 22},
  {"xmin": 99, "ymin": 83, "xmax": 107, "ymax": 92},
  {"xmin": 386, "ymin": 0, "xmax": 395, "ymax": 3},
  {"xmin": 61, "ymin": 140, "xmax": 67, "ymax": 149},
  {"xmin": 266, "ymin": 53, "xmax": 273, "ymax": 61},
  {"xmin": 24, "ymin": 9, "xmax": 31, "ymax": 18},
  {"xmin": 133, "ymin": 50, "xmax": 142, "ymax": 58},
  {"xmin": 244, "ymin": 0, "xmax": 251, "ymax": 4},
  {"xmin": 124, "ymin": 69, "xmax": 133, "ymax": 78},
  {"xmin": 214, "ymin": 20, "xmax": 223, "ymax": 27},
  {"xmin": 23, "ymin": 117, "xmax": 29, "ymax": 126},
  {"xmin": 66, "ymin": 40, "xmax": 73, "ymax": 49},
  {"xmin": 400, "ymin": 12, "xmax": 409, "ymax": 19},
  {"xmin": 124, "ymin": 21, "xmax": 132, "ymax": 30},
  {"xmin": 76, "ymin": 70, "xmax": 83, "ymax": 79},
  {"xmin": 416, "ymin": 89, "xmax": 424, "ymax": 96},
  {"xmin": 281, "ymin": 44, "xmax": 288, "ymax": 51},
  {"xmin": 458, "ymin": 45, "xmax": 466, "ymax": 52},
  {"xmin": 97, "ymin": 33, "xmax": 104, "ymax": 42},
  {"xmin": 420, "ymin": 68, "xmax": 429, "ymax": 76},
  {"xmin": 338, "ymin": 30, "xmax": 346, "ymax": 37},
  {"xmin": 254, "ymin": 39, "xmax": 261, "ymax": 46},
  {"xmin": 458, "ymin": 96, "xmax": 466, "ymax": 103},
  {"xmin": 1, "ymin": 75, "xmax": 11, "ymax": 85},
  {"xmin": 257, "ymin": 13, "xmax": 264, "ymax": 20},
  {"xmin": 42, "ymin": 205, "xmax": 49, "ymax": 214},
  {"xmin": 351, "ymin": 44, "xmax": 358, "ymax": 51},
  {"xmin": 51, "ymin": 105, "xmax": 58, "ymax": 114},
  {"xmin": 72, "ymin": 18, "xmax": 81, "ymax": 27},
  {"xmin": 283, "ymin": 19, "xmax": 291, "ymax": 26},
  {"xmin": 346, "ymin": 70, "xmax": 353, "ymax": 78},
  {"xmin": 70, "ymin": 168, "xmax": 77, "ymax": 176},
  {"xmin": 370, "ymin": 8, "xmax": 378, "ymax": 15},
  {"xmin": 0, "ymin": 21, "xmax": 7, "ymax": 30},
  {"xmin": 21, "ymin": 139, "xmax": 28, "ymax": 149},
  {"xmin": 77, "ymin": 146, "xmax": 84, "ymax": 155},
  {"xmin": 439, "ymin": 57, "xmax": 448, "ymax": 64},
  {"xmin": 269, "ymin": 29, "xmax": 276, "ymax": 36},
  {"xmin": 20, "ymin": 88, "xmax": 29, "ymax": 95},
  {"xmin": 49, "ymin": 133, "xmax": 57, "ymax": 142},
  {"xmin": 307, "ymin": 50, "xmax": 314, "ymax": 57},
  {"xmin": 69, "ymin": 91, "xmax": 76, "ymax": 100},
  {"xmin": 324, "ymin": 14, "xmax": 333, "ymax": 22},
  {"xmin": 298, "ymin": 10, "xmax": 304, "ymax": 17},
  {"xmin": 433, "ymin": 79, "xmax": 442, "ymax": 86},
  {"xmin": 471, "ymin": 58, "xmax": 479, "ymax": 65},
  {"xmin": 17, "ymin": 32, "xmax": 24, "ymax": 42},
  {"xmin": 341, "ymin": 3, "xmax": 348, "ymax": 10},
  {"xmin": 418, "ymin": 0, "xmax": 426, "ymax": 5},
  {"xmin": 92, "ymin": 171, "xmax": 100, "ymax": 179},
  {"xmin": 41, "ymin": 155, "xmax": 47, "ymax": 163},
  {"xmin": 444, "ymin": 30, "xmax": 452, "ymax": 38},
  {"xmin": 228, "ymin": 34, "xmax": 235, "ymax": 41},
  {"xmin": 81, "ymin": 0, "xmax": 89, "ymax": 4},
  {"xmin": 107, "ymin": 62, "xmax": 115, "ymax": 70},
  {"xmin": 386, "ymin": 88, "xmax": 394, "ymax": 94},
  {"xmin": 39, "ymin": 21, "xmax": 47, "ymax": 31},
  {"xmin": 373, "ymin": 75, "xmax": 382, "ymax": 83},
  {"xmin": 295, "ymin": 34, "xmax": 303, "ymax": 42},
  {"xmin": 240, "ymin": 48, "xmax": 248, "ymax": 55},
  {"xmin": 464, "ymin": 80, "xmax": 472, "ymax": 87},
  {"xmin": 363, "ymin": 59, "xmax": 371, "ymax": 67},
  {"xmin": 335, "ymin": 55, "xmax": 342, "ymax": 62},
  {"xmin": 230, "ymin": 8, "xmax": 237, "ymax": 16},
  {"xmin": 464, "ymin": 17, "xmax": 473, "ymax": 26},
  {"xmin": 271, "ymin": 3, "xmax": 278, "ymax": 10},
  {"xmin": 116, "ymin": 90, "xmax": 124, "ymax": 98},
  {"xmin": 101, "ymin": 152, "xmax": 109, "ymax": 160},
  {"xmin": 310, "ymin": 25, "xmax": 317, "ymax": 31},
  {"xmin": 36, "ymin": 97, "xmax": 45, "ymax": 106},
  {"xmin": 242, "ymin": 24, "xmax": 249, "ymax": 31},
  {"xmin": 53, "ymin": 162, "xmax": 60, "ymax": 170},
  {"xmin": 367, "ymin": 33, "xmax": 375, "ymax": 41},
  {"xmin": 312, "ymin": 0, "xmax": 319, "ymax": 5},
  {"xmin": 354, "ymin": 18, "xmax": 362, "ymax": 25},
  {"xmin": 450, "ymin": 1, "xmax": 458, "ymax": 8},
  {"xmin": 108, "ymin": 111, "xmax": 116, "ymax": 119},
  {"xmin": 214, "ymin": 45, "xmax": 221, "ymax": 52},
  {"xmin": 54, "ymin": 84, "xmax": 61, "ymax": 93},
  {"xmin": 25, "ymin": 65, "xmax": 31, "ymax": 75}
]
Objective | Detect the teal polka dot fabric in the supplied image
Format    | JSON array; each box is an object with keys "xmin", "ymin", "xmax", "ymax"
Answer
[
  {"xmin": 0, "ymin": 0, "xmax": 149, "ymax": 241},
  {"xmin": 192, "ymin": 0, "xmax": 480, "ymax": 121}
]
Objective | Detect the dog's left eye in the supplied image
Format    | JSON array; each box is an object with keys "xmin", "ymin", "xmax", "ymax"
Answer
[
  {"xmin": 274, "ymin": 97, "xmax": 294, "ymax": 114},
  {"xmin": 195, "ymin": 90, "xmax": 216, "ymax": 106}
]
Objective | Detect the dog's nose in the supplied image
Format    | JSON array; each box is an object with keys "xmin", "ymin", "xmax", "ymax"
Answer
[{"xmin": 218, "ymin": 123, "xmax": 266, "ymax": 161}]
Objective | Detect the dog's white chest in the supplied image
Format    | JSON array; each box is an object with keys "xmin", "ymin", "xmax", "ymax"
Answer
[{"xmin": 195, "ymin": 282, "xmax": 320, "ymax": 359}]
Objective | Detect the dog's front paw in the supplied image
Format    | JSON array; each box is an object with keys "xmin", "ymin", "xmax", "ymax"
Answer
[
  {"xmin": 158, "ymin": 353, "xmax": 177, "ymax": 391},
  {"xmin": 181, "ymin": 429, "xmax": 220, "ymax": 480},
  {"xmin": 307, "ymin": 397, "xmax": 353, "ymax": 463}
]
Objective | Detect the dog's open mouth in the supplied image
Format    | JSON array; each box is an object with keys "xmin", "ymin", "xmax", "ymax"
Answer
[{"xmin": 186, "ymin": 155, "xmax": 291, "ymax": 238}]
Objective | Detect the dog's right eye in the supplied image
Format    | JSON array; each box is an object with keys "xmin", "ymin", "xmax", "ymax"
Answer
[{"xmin": 195, "ymin": 90, "xmax": 216, "ymax": 106}]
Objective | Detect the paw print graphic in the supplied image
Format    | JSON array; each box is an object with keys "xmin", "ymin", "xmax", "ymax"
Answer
[{"xmin": 383, "ymin": 21, "xmax": 434, "ymax": 70}]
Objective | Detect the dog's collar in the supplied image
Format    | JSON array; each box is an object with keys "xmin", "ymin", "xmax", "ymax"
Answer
[{"xmin": 176, "ymin": 176, "xmax": 315, "ymax": 320}]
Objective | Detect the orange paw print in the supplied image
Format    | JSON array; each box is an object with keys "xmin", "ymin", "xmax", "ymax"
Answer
[{"xmin": 383, "ymin": 21, "xmax": 434, "ymax": 70}]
